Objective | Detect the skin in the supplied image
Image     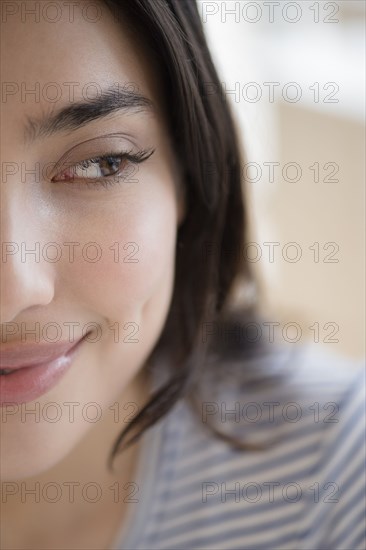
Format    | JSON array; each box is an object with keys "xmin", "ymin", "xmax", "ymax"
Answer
[{"xmin": 0, "ymin": 1, "xmax": 185, "ymax": 547}]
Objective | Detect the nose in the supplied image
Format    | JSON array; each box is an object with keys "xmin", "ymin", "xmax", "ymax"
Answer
[{"xmin": 0, "ymin": 188, "xmax": 55, "ymax": 323}]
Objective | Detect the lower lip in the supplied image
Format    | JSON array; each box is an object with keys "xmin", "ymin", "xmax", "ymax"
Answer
[{"xmin": 0, "ymin": 338, "xmax": 85, "ymax": 407}]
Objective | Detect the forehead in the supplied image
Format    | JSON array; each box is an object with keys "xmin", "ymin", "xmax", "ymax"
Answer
[{"xmin": 0, "ymin": 0, "xmax": 160, "ymax": 126}]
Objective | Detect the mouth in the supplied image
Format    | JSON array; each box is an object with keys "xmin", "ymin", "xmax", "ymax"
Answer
[
  {"xmin": 0, "ymin": 368, "xmax": 14, "ymax": 375},
  {"xmin": 0, "ymin": 335, "xmax": 88, "ymax": 406}
]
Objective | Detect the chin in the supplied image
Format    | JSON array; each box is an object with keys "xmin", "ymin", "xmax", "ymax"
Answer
[{"xmin": 0, "ymin": 416, "xmax": 87, "ymax": 481}]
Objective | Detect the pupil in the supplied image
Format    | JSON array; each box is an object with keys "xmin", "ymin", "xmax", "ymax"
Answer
[{"xmin": 100, "ymin": 157, "xmax": 120, "ymax": 176}]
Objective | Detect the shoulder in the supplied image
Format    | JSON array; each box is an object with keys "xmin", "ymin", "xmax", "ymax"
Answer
[
  {"xmin": 285, "ymin": 345, "xmax": 365, "ymax": 550},
  {"xmin": 193, "ymin": 342, "xmax": 364, "ymax": 442},
  {"xmin": 143, "ymin": 344, "xmax": 365, "ymax": 549},
  {"xmin": 156, "ymin": 344, "xmax": 366, "ymax": 550}
]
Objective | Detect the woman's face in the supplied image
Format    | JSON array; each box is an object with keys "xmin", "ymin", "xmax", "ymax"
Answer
[{"xmin": 0, "ymin": 1, "xmax": 184, "ymax": 479}]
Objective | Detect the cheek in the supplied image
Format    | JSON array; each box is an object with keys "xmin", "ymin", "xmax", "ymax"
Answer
[
  {"xmin": 57, "ymin": 177, "xmax": 179, "ymax": 325},
  {"xmin": 65, "ymin": 185, "xmax": 178, "ymax": 407}
]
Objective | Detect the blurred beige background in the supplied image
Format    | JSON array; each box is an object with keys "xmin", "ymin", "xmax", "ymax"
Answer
[{"xmin": 200, "ymin": 0, "xmax": 365, "ymax": 359}]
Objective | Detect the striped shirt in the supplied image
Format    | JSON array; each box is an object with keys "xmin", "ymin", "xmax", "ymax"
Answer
[{"xmin": 110, "ymin": 343, "xmax": 366, "ymax": 550}]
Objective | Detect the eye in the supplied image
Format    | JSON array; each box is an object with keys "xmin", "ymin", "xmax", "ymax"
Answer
[
  {"xmin": 56, "ymin": 155, "xmax": 125, "ymax": 181},
  {"xmin": 51, "ymin": 148, "xmax": 155, "ymax": 188}
]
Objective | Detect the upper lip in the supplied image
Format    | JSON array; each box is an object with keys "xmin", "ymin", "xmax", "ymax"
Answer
[{"xmin": 0, "ymin": 338, "xmax": 84, "ymax": 370}]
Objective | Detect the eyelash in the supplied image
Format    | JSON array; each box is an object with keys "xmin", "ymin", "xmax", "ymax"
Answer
[{"xmin": 52, "ymin": 148, "xmax": 155, "ymax": 190}]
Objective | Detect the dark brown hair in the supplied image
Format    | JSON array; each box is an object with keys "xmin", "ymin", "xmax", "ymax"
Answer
[{"xmin": 103, "ymin": 0, "xmax": 285, "ymax": 469}]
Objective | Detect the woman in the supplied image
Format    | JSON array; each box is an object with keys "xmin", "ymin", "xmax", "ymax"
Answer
[{"xmin": 0, "ymin": 1, "xmax": 364, "ymax": 548}]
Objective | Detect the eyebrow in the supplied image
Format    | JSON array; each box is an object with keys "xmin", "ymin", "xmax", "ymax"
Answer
[{"xmin": 24, "ymin": 86, "xmax": 154, "ymax": 143}]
